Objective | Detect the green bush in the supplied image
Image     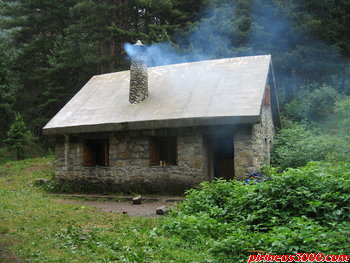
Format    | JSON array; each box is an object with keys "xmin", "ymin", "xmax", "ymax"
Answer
[
  {"xmin": 285, "ymin": 85, "xmax": 341, "ymax": 122},
  {"xmin": 326, "ymin": 97, "xmax": 350, "ymax": 162},
  {"xmin": 272, "ymin": 123, "xmax": 335, "ymax": 170},
  {"xmin": 276, "ymin": 96, "xmax": 350, "ymax": 167},
  {"xmin": 176, "ymin": 162, "xmax": 350, "ymax": 228},
  {"xmin": 162, "ymin": 162, "xmax": 350, "ymax": 261},
  {"xmin": 326, "ymin": 135, "xmax": 350, "ymax": 163},
  {"xmin": 261, "ymin": 217, "xmax": 350, "ymax": 254}
]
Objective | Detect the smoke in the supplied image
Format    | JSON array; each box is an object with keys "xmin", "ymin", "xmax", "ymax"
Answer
[
  {"xmin": 124, "ymin": 41, "xmax": 188, "ymax": 67},
  {"xmin": 123, "ymin": 0, "xmax": 344, "ymax": 97},
  {"xmin": 123, "ymin": 2, "xmax": 237, "ymax": 67}
]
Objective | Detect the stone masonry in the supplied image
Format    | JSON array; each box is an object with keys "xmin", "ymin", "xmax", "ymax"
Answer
[
  {"xmin": 234, "ymin": 105, "xmax": 274, "ymax": 179},
  {"xmin": 55, "ymin": 127, "xmax": 207, "ymax": 194},
  {"xmin": 129, "ymin": 41, "xmax": 148, "ymax": 104},
  {"xmin": 54, "ymin": 106, "xmax": 274, "ymax": 193}
]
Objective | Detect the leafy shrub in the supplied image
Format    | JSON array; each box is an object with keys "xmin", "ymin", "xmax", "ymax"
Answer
[
  {"xmin": 272, "ymin": 123, "xmax": 335, "ymax": 170},
  {"xmin": 285, "ymin": 85, "xmax": 340, "ymax": 122},
  {"xmin": 178, "ymin": 162, "xmax": 350, "ymax": 228},
  {"xmin": 261, "ymin": 217, "xmax": 350, "ymax": 254},
  {"xmin": 277, "ymin": 96, "xmax": 350, "ymax": 166},
  {"xmin": 326, "ymin": 135, "xmax": 350, "ymax": 163},
  {"xmin": 334, "ymin": 96, "xmax": 350, "ymax": 129},
  {"xmin": 326, "ymin": 97, "xmax": 350, "ymax": 162},
  {"xmin": 162, "ymin": 162, "xmax": 350, "ymax": 262},
  {"xmin": 44, "ymin": 179, "xmax": 75, "ymax": 193}
]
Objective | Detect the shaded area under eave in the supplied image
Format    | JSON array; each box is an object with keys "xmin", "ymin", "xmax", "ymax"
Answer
[{"xmin": 43, "ymin": 115, "xmax": 261, "ymax": 135}]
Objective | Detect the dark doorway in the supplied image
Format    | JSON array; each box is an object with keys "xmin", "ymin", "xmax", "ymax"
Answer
[{"xmin": 207, "ymin": 136, "xmax": 234, "ymax": 180}]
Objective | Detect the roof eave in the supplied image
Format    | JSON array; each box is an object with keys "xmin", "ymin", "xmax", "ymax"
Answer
[{"xmin": 42, "ymin": 115, "xmax": 260, "ymax": 135}]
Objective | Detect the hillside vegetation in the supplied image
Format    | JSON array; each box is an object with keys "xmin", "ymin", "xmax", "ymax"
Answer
[
  {"xmin": 0, "ymin": 0, "xmax": 350, "ymax": 146},
  {"xmin": 0, "ymin": 158, "xmax": 349, "ymax": 262},
  {"xmin": 1, "ymin": 0, "xmax": 350, "ymax": 261}
]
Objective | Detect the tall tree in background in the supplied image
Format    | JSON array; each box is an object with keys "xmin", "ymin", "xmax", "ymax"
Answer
[
  {"xmin": 235, "ymin": 0, "xmax": 346, "ymax": 101},
  {"xmin": 41, "ymin": 0, "xmax": 205, "ymax": 130},
  {"xmin": 1, "ymin": 0, "xmax": 350, "ymax": 144},
  {"xmin": 1, "ymin": 0, "xmax": 77, "ymax": 135},
  {"xmin": 0, "ymin": 37, "xmax": 18, "ymax": 144}
]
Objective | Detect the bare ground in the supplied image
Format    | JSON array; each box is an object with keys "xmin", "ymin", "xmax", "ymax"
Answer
[{"xmin": 55, "ymin": 199, "xmax": 180, "ymax": 217}]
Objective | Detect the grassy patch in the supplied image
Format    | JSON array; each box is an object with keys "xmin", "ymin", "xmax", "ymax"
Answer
[{"xmin": 0, "ymin": 157, "xmax": 212, "ymax": 262}]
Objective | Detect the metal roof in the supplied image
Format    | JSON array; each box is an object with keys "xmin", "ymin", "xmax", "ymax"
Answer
[{"xmin": 43, "ymin": 55, "xmax": 272, "ymax": 135}]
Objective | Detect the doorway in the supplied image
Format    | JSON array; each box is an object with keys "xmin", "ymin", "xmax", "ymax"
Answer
[{"xmin": 207, "ymin": 136, "xmax": 234, "ymax": 180}]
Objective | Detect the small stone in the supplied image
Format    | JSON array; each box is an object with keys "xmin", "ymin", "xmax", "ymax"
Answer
[
  {"xmin": 119, "ymin": 152, "xmax": 129, "ymax": 159},
  {"xmin": 116, "ymin": 160, "xmax": 126, "ymax": 167},
  {"xmin": 240, "ymin": 150, "xmax": 254, "ymax": 158},
  {"xmin": 132, "ymin": 195, "xmax": 142, "ymax": 205},
  {"xmin": 189, "ymin": 159, "xmax": 201, "ymax": 169},
  {"xmin": 118, "ymin": 143, "xmax": 127, "ymax": 152},
  {"xmin": 235, "ymin": 157, "xmax": 250, "ymax": 166},
  {"xmin": 156, "ymin": 206, "xmax": 166, "ymax": 215}
]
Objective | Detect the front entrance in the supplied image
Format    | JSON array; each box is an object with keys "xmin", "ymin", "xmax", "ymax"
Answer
[{"xmin": 207, "ymin": 136, "xmax": 234, "ymax": 180}]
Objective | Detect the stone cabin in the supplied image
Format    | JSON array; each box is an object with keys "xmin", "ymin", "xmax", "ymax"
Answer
[{"xmin": 43, "ymin": 42, "xmax": 280, "ymax": 194}]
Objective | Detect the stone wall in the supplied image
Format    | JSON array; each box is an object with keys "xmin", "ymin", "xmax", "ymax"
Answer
[
  {"xmin": 252, "ymin": 105, "xmax": 275, "ymax": 170},
  {"xmin": 234, "ymin": 125, "xmax": 255, "ymax": 180},
  {"xmin": 234, "ymin": 105, "xmax": 274, "ymax": 179},
  {"xmin": 54, "ymin": 113, "xmax": 274, "ymax": 193},
  {"xmin": 55, "ymin": 128, "xmax": 207, "ymax": 194}
]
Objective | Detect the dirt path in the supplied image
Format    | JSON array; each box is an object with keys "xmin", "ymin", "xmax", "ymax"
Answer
[{"xmin": 56, "ymin": 199, "xmax": 179, "ymax": 217}]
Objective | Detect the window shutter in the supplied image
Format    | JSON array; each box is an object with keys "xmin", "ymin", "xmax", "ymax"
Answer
[
  {"xmin": 149, "ymin": 138, "xmax": 159, "ymax": 166},
  {"xmin": 83, "ymin": 141, "xmax": 94, "ymax": 166},
  {"xmin": 104, "ymin": 140, "xmax": 109, "ymax": 166},
  {"xmin": 264, "ymin": 85, "xmax": 271, "ymax": 106}
]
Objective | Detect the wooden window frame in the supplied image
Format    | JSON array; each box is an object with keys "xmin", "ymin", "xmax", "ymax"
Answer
[
  {"xmin": 149, "ymin": 136, "xmax": 177, "ymax": 166},
  {"xmin": 83, "ymin": 139, "xmax": 109, "ymax": 166}
]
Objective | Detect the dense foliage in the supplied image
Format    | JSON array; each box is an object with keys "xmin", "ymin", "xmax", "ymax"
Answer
[
  {"xmin": 0, "ymin": 0, "xmax": 350, "ymax": 148},
  {"xmin": 272, "ymin": 123, "xmax": 333, "ymax": 169},
  {"xmin": 272, "ymin": 94, "xmax": 350, "ymax": 169},
  {"xmin": 161, "ymin": 162, "xmax": 350, "ymax": 262}
]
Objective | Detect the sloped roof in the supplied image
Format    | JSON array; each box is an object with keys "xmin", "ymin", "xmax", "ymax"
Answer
[{"xmin": 43, "ymin": 55, "xmax": 272, "ymax": 135}]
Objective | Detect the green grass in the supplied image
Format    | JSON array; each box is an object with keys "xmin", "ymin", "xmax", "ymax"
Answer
[{"xmin": 0, "ymin": 157, "xmax": 212, "ymax": 262}]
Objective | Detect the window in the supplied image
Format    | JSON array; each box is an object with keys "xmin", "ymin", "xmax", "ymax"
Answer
[
  {"xmin": 83, "ymin": 139, "xmax": 109, "ymax": 166},
  {"xmin": 149, "ymin": 136, "xmax": 177, "ymax": 166}
]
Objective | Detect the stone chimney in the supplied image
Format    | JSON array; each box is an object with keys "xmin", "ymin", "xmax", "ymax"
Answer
[{"xmin": 129, "ymin": 40, "xmax": 148, "ymax": 104}]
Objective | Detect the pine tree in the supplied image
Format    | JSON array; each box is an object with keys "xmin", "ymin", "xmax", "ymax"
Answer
[
  {"xmin": 0, "ymin": 40, "xmax": 17, "ymax": 143},
  {"xmin": 0, "ymin": 0, "xmax": 77, "ymax": 135},
  {"xmin": 4, "ymin": 113, "xmax": 34, "ymax": 160}
]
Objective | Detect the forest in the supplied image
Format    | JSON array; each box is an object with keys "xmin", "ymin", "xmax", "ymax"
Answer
[
  {"xmin": 0, "ymin": 1, "xmax": 350, "ymax": 262},
  {"xmin": 0, "ymin": 0, "xmax": 350, "ymax": 159}
]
